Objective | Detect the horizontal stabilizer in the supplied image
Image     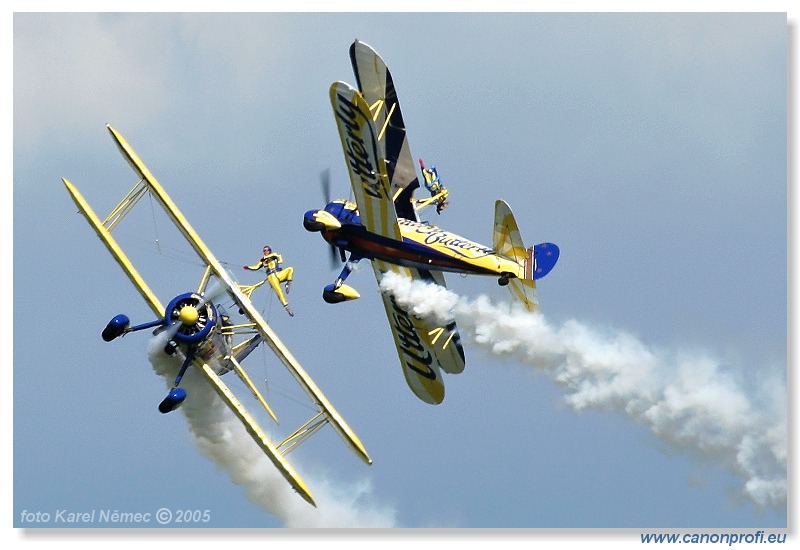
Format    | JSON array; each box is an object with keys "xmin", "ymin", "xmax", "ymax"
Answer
[{"xmin": 508, "ymin": 277, "xmax": 538, "ymax": 313}]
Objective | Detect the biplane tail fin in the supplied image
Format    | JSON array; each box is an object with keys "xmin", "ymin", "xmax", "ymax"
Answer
[{"xmin": 492, "ymin": 200, "xmax": 559, "ymax": 312}]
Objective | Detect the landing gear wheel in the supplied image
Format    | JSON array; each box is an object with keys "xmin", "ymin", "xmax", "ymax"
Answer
[
  {"xmin": 303, "ymin": 217, "xmax": 326, "ymax": 232},
  {"xmin": 498, "ymin": 275, "xmax": 510, "ymax": 286},
  {"xmin": 323, "ymin": 288, "xmax": 348, "ymax": 304},
  {"xmin": 102, "ymin": 314, "xmax": 130, "ymax": 342},
  {"xmin": 158, "ymin": 388, "xmax": 187, "ymax": 414}
]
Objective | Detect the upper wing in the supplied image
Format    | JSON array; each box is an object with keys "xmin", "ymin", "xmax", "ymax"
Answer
[
  {"xmin": 350, "ymin": 39, "xmax": 420, "ymax": 221},
  {"xmin": 372, "ymin": 259, "xmax": 465, "ymax": 405},
  {"xmin": 330, "ymin": 81, "xmax": 403, "ymax": 240}
]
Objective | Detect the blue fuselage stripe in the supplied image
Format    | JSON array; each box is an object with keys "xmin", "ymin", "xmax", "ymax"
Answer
[{"xmin": 326, "ymin": 224, "xmax": 496, "ymax": 276}]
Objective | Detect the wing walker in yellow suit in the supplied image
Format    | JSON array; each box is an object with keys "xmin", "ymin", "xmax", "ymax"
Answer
[{"xmin": 242, "ymin": 245, "xmax": 295, "ymax": 317}]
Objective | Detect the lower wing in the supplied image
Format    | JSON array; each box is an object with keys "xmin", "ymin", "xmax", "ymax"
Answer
[{"xmin": 372, "ymin": 260, "xmax": 465, "ymax": 404}]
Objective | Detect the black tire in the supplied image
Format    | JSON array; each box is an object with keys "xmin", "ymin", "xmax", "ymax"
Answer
[{"xmin": 323, "ymin": 289, "xmax": 348, "ymax": 304}]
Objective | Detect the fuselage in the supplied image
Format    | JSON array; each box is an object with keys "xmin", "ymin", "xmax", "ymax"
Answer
[{"xmin": 312, "ymin": 200, "xmax": 525, "ymax": 278}]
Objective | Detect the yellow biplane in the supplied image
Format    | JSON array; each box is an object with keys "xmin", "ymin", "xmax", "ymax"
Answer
[
  {"xmin": 303, "ymin": 40, "xmax": 560, "ymax": 405},
  {"xmin": 64, "ymin": 125, "xmax": 371, "ymax": 506}
]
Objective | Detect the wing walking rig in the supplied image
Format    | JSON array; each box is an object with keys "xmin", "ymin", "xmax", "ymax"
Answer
[
  {"xmin": 303, "ymin": 40, "xmax": 560, "ymax": 405},
  {"xmin": 64, "ymin": 125, "xmax": 371, "ymax": 507}
]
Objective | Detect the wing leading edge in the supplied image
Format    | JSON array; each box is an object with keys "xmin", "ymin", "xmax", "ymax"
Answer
[
  {"xmin": 349, "ymin": 39, "xmax": 420, "ymax": 221},
  {"xmin": 330, "ymin": 81, "xmax": 403, "ymax": 240}
]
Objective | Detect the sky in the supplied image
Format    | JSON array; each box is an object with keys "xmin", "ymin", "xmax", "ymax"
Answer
[{"xmin": 10, "ymin": 5, "xmax": 791, "ymax": 542}]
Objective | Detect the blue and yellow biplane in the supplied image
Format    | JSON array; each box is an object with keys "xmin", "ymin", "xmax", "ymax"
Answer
[
  {"xmin": 304, "ymin": 40, "xmax": 559, "ymax": 404},
  {"xmin": 64, "ymin": 125, "xmax": 371, "ymax": 506}
]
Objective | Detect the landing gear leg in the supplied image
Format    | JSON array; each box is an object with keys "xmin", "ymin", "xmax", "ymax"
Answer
[
  {"xmin": 158, "ymin": 349, "xmax": 194, "ymax": 414},
  {"xmin": 334, "ymin": 254, "xmax": 362, "ymax": 289}
]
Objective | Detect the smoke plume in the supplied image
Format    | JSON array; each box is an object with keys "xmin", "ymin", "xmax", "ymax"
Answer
[
  {"xmin": 378, "ymin": 271, "xmax": 786, "ymax": 509},
  {"xmin": 147, "ymin": 333, "xmax": 397, "ymax": 527}
]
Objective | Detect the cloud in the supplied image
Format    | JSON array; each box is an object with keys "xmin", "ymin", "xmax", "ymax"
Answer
[{"xmin": 14, "ymin": 14, "xmax": 179, "ymax": 149}]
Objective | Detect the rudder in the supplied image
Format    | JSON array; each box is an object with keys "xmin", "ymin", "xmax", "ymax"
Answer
[{"xmin": 493, "ymin": 200, "xmax": 559, "ymax": 311}]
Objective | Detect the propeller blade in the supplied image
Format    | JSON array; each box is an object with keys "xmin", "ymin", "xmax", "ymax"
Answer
[
  {"xmin": 321, "ymin": 168, "xmax": 331, "ymax": 204},
  {"xmin": 321, "ymin": 167, "xmax": 340, "ymax": 269},
  {"xmin": 198, "ymin": 281, "xmax": 227, "ymax": 309},
  {"xmin": 164, "ymin": 283, "xmax": 227, "ymax": 341},
  {"xmin": 329, "ymin": 243, "xmax": 339, "ymax": 269}
]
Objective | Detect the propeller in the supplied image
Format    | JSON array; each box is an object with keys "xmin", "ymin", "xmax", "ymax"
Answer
[
  {"xmin": 320, "ymin": 168, "xmax": 341, "ymax": 269},
  {"xmin": 198, "ymin": 280, "xmax": 227, "ymax": 308},
  {"xmin": 163, "ymin": 282, "xmax": 228, "ymax": 344},
  {"xmin": 321, "ymin": 167, "xmax": 331, "ymax": 204}
]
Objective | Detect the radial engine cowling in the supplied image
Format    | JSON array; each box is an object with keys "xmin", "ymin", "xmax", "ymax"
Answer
[{"xmin": 164, "ymin": 292, "xmax": 217, "ymax": 345}]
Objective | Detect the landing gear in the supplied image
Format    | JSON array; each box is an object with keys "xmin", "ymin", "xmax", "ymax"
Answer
[
  {"xmin": 102, "ymin": 315, "xmax": 163, "ymax": 342},
  {"xmin": 323, "ymin": 284, "xmax": 359, "ymax": 303},
  {"xmin": 158, "ymin": 348, "xmax": 195, "ymax": 413},
  {"xmin": 303, "ymin": 216, "xmax": 326, "ymax": 232},
  {"xmin": 102, "ymin": 291, "xmax": 223, "ymax": 416},
  {"xmin": 322, "ymin": 255, "xmax": 362, "ymax": 303},
  {"xmin": 323, "ymin": 287, "xmax": 348, "ymax": 304},
  {"xmin": 498, "ymin": 273, "xmax": 512, "ymax": 286}
]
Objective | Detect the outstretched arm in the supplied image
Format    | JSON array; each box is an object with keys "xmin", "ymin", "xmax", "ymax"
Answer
[{"xmin": 243, "ymin": 259, "xmax": 264, "ymax": 270}]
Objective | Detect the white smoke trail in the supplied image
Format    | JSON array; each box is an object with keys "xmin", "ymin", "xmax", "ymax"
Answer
[
  {"xmin": 379, "ymin": 271, "xmax": 786, "ymax": 509},
  {"xmin": 147, "ymin": 333, "xmax": 397, "ymax": 527}
]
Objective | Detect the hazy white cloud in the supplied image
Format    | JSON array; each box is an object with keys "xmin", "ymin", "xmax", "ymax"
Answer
[{"xmin": 14, "ymin": 14, "xmax": 179, "ymax": 148}]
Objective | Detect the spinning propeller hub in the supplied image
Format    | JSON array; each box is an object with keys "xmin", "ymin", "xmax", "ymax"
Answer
[{"xmin": 179, "ymin": 305, "xmax": 200, "ymax": 326}]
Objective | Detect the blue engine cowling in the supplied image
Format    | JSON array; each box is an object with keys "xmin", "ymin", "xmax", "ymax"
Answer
[{"xmin": 164, "ymin": 292, "xmax": 217, "ymax": 345}]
